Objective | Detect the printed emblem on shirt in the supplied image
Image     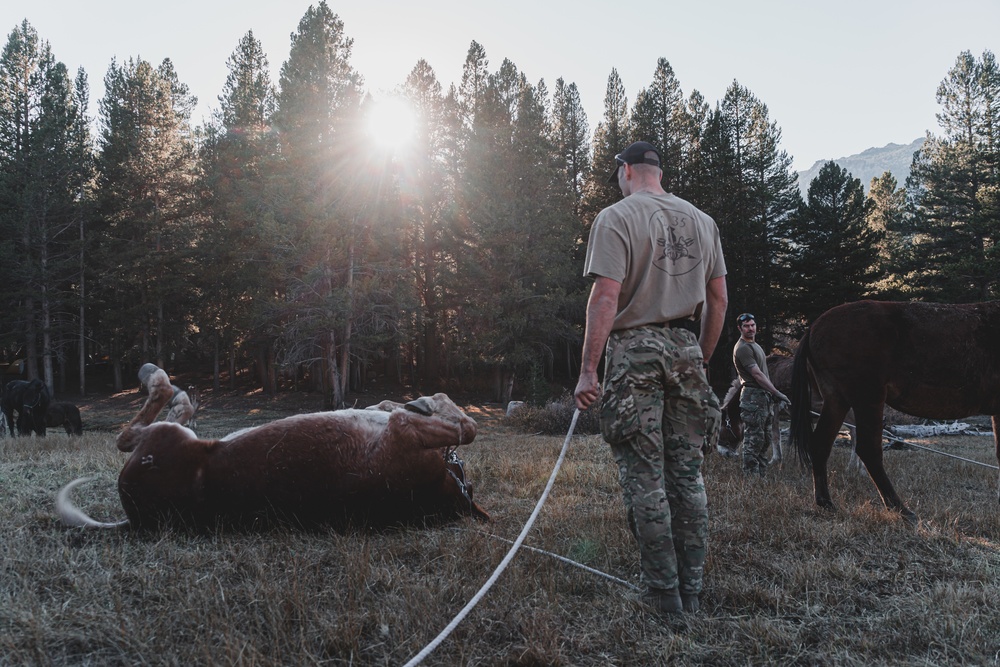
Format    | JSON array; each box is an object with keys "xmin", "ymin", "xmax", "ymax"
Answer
[{"xmin": 650, "ymin": 207, "xmax": 701, "ymax": 276}]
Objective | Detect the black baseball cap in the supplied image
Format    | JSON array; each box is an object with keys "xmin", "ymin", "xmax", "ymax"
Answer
[{"xmin": 607, "ymin": 141, "xmax": 661, "ymax": 183}]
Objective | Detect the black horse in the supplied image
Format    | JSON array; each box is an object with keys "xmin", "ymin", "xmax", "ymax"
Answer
[
  {"xmin": 1, "ymin": 379, "xmax": 51, "ymax": 436},
  {"xmin": 45, "ymin": 402, "xmax": 84, "ymax": 436}
]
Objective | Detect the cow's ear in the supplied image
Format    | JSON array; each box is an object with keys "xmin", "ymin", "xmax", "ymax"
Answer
[{"xmin": 404, "ymin": 397, "xmax": 433, "ymax": 416}]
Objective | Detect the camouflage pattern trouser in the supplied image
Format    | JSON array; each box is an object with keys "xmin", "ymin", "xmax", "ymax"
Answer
[
  {"xmin": 599, "ymin": 325, "xmax": 718, "ymax": 595},
  {"xmin": 740, "ymin": 386, "xmax": 774, "ymax": 474}
]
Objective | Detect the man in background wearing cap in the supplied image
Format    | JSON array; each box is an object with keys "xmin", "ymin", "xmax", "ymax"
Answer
[{"xmin": 574, "ymin": 141, "xmax": 728, "ymax": 615}]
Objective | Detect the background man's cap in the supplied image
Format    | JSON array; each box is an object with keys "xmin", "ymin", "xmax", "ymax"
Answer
[{"xmin": 607, "ymin": 141, "xmax": 661, "ymax": 183}]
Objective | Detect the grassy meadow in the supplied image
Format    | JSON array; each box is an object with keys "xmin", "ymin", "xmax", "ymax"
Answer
[{"xmin": 2, "ymin": 392, "xmax": 1000, "ymax": 666}]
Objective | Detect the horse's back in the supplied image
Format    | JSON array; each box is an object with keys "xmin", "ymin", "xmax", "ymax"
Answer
[{"xmin": 807, "ymin": 300, "xmax": 1000, "ymax": 418}]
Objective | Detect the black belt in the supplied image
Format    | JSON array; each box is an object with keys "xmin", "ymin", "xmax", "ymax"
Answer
[{"xmin": 667, "ymin": 318, "xmax": 699, "ymax": 334}]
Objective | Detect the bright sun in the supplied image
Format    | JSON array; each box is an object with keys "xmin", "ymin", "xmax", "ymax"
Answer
[{"xmin": 366, "ymin": 96, "xmax": 418, "ymax": 150}]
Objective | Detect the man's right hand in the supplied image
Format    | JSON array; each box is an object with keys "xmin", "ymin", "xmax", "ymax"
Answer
[{"xmin": 574, "ymin": 371, "xmax": 601, "ymax": 410}]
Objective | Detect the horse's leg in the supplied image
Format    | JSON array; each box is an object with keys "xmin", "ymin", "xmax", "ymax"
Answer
[
  {"xmin": 853, "ymin": 402, "xmax": 914, "ymax": 520},
  {"xmin": 768, "ymin": 405, "xmax": 782, "ymax": 465},
  {"xmin": 810, "ymin": 402, "xmax": 849, "ymax": 510}
]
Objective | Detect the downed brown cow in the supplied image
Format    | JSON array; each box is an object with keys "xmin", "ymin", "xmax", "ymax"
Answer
[{"xmin": 58, "ymin": 364, "xmax": 490, "ymax": 530}]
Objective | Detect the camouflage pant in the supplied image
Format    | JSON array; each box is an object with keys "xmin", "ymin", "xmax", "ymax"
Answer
[
  {"xmin": 740, "ymin": 386, "xmax": 774, "ymax": 473},
  {"xmin": 599, "ymin": 325, "xmax": 717, "ymax": 595}
]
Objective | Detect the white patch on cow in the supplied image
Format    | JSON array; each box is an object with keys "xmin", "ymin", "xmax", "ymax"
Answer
[
  {"xmin": 220, "ymin": 408, "xmax": 393, "ymax": 442},
  {"xmin": 146, "ymin": 421, "xmax": 198, "ymax": 440},
  {"xmin": 221, "ymin": 425, "xmax": 256, "ymax": 441}
]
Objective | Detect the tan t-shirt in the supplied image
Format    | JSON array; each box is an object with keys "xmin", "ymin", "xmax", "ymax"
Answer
[
  {"xmin": 734, "ymin": 339, "xmax": 769, "ymax": 388},
  {"xmin": 583, "ymin": 192, "xmax": 727, "ymax": 331}
]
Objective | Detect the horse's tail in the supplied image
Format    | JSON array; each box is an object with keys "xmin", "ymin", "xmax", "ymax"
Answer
[
  {"xmin": 56, "ymin": 477, "xmax": 129, "ymax": 530},
  {"xmin": 790, "ymin": 329, "xmax": 814, "ymax": 467}
]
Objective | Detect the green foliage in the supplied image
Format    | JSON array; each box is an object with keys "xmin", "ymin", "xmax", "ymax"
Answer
[
  {"xmin": 698, "ymin": 83, "xmax": 801, "ymax": 350},
  {"xmin": 550, "ymin": 78, "xmax": 590, "ymax": 217},
  {"xmin": 92, "ymin": 55, "xmax": 199, "ymax": 373},
  {"xmin": 5, "ymin": 13, "xmax": 997, "ymax": 400},
  {"xmin": 197, "ymin": 30, "xmax": 282, "ymax": 366},
  {"xmin": 776, "ymin": 162, "xmax": 880, "ymax": 328},
  {"xmin": 901, "ymin": 50, "xmax": 1000, "ymax": 302},
  {"xmin": 579, "ymin": 70, "xmax": 630, "ymax": 227},
  {"xmin": 866, "ymin": 171, "xmax": 910, "ymax": 299},
  {"xmin": 0, "ymin": 20, "xmax": 93, "ymax": 382},
  {"xmin": 450, "ymin": 48, "xmax": 582, "ymax": 398},
  {"xmin": 629, "ymin": 58, "xmax": 685, "ymax": 192}
]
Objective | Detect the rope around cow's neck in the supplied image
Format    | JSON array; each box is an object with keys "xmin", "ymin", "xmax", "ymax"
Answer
[{"xmin": 402, "ymin": 408, "xmax": 581, "ymax": 667}]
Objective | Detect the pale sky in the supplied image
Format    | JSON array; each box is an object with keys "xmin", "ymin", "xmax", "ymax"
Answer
[{"xmin": 9, "ymin": 0, "xmax": 1000, "ymax": 172}]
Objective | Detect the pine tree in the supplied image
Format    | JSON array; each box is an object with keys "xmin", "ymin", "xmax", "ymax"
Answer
[
  {"xmin": 905, "ymin": 50, "xmax": 1000, "ymax": 301},
  {"xmin": 703, "ymin": 82, "xmax": 800, "ymax": 347},
  {"xmin": 92, "ymin": 56, "xmax": 198, "ymax": 389},
  {"xmin": 451, "ymin": 54, "xmax": 580, "ymax": 401},
  {"xmin": 198, "ymin": 30, "xmax": 280, "ymax": 390},
  {"xmin": 550, "ymin": 78, "xmax": 590, "ymax": 217},
  {"xmin": 777, "ymin": 162, "xmax": 880, "ymax": 328},
  {"xmin": 629, "ymin": 58, "xmax": 685, "ymax": 191},
  {"xmin": 676, "ymin": 90, "xmax": 711, "ymax": 200},
  {"xmin": 397, "ymin": 59, "xmax": 458, "ymax": 384},
  {"xmin": 580, "ymin": 69, "xmax": 630, "ymax": 226},
  {"xmin": 0, "ymin": 21, "xmax": 93, "ymax": 389},
  {"xmin": 866, "ymin": 171, "xmax": 908, "ymax": 298},
  {"xmin": 272, "ymin": 1, "xmax": 363, "ymax": 405}
]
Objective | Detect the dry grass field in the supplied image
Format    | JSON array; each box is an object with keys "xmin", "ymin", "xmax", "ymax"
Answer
[{"xmin": 2, "ymin": 388, "xmax": 1000, "ymax": 666}]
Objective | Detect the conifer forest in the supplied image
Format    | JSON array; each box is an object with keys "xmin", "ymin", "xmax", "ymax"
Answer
[{"xmin": 1, "ymin": 4, "xmax": 998, "ymax": 406}]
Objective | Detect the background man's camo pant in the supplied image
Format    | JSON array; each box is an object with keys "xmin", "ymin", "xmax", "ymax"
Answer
[
  {"xmin": 599, "ymin": 324, "xmax": 718, "ymax": 596},
  {"xmin": 740, "ymin": 386, "xmax": 774, "ymax": 473}
]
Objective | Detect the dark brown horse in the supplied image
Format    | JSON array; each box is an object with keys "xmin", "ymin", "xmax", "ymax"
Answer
[{"xmin": 790, "ymin": 300, "xmax": 1000, "ymax": 519}]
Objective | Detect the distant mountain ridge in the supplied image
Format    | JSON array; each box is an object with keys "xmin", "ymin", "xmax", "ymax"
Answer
[{"xmin": 796, "ymin": 137, "xmax": 926, "ymax": 194}]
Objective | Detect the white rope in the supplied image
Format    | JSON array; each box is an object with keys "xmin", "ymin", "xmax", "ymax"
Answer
[
  {"xmin": 885, "ymin": 435, "xmax": 999, "ymax": 470},
  {"xmin": 808, "ymin": 410, "xmax": 999, "ymax": 471},
  {"xmin": 402, "ymin": 408, "xmax": 580, "ymax": 667},
  {"xmin": 467, "ymin": 529, "xmax": 639, "ymax": 591}
]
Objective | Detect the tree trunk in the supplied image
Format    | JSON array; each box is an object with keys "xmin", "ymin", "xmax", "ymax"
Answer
[
  {"xmin": 266, "ymin": 345, "xmax": 277, "ymax": 395},
  {"xmin": 41, "ymin": 262, "xmax": 55, "ymax": 393},
  {"xmin": 324, "ymin": 332, "xmax": 344, "ymax": 410},
  {"xmin": 78, "ymin": 213, "xmax": 86, "ymax": 396},
  {"xmin": 213, "ymin": 332, "xmax": 221, "ymax": 392}
]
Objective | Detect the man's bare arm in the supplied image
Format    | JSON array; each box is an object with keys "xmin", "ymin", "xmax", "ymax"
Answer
[
  {"xmin": 574, "ymin": 277, "xmax": 621, "ymax": 410},
  {"xmin": 699, "ymin": 275, "xmax": 728, "ymax": 363}
]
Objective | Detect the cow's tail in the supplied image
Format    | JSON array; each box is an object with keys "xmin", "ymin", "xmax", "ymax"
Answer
[
  {"xmin": 790, "ymin": 329, "xmax": 815, "ymax": 467},
  {"xmin": 56, "ymin": 477, "xmax": 129, "ymax": 529}
]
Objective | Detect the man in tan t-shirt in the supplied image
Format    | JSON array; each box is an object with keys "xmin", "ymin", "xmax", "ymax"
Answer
[{"xmin": 574, "ymin": 141, "xmax": 728, "ymax": 615}]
